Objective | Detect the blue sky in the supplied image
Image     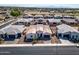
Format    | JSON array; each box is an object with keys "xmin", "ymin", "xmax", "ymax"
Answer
[{"xmin": 0, "ymin": 4, "xmax": 79, "ymax": 8}]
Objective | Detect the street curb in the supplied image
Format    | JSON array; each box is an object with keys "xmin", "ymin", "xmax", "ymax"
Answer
[{"xmin": 0, "ymin": 44, "xmax": 77, "ymax": 47}]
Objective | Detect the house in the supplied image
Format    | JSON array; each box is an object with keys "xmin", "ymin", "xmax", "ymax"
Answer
[
  {"xmin": 13, "ymin": 18, "xmax": 33, "ymax": 26},
  {"xmin": 0, "ymin": 25, "xmax": 18, "ymax": 41},
  {"xmin": 24, "ymin": 24, "xmax": 52, "ymax": 42},
  {"xmin": 44, "ymin": 14, "xmax": 53, "ymax": 19},
  {"xmin": 57, "ymin": 24, "xmax": 79, "ymax": 43},
  {"xmin": 42, "ymin": 25, "xmax": 52, "ymax": 40},
  {"xmin": 47, "ymin": 19, "xmax": 62, "ymax": 26},
  {"xmin": 12, "ymin": 25, "xmax": 26, "ymax": 38},
  {"xmin": 0, "ymin": 25, "xmax": 25, "ymax": 41},
  {"xmin": 34, "ymin": 14, "xmax": 43, "ymax": 19},
  {"xmin": 61, "ymin": 19, "xmax": 77, "ymax": 25},
  {"xmin": 54, "ymin": 14, "xmax": 63, "ymax": 19},
  {"xmin": 23, "ymin": 14, "xmax": 33, "ymax": 18},
  {"xmin": 63, "ymin": 15, "xmax": 74, "ymax": 19},
  {"xmin": 34, "ymin": 18, "xmax": 47, "ymax": 25},
  {"xmin": 24, "ymin": 25, "xmax": 37, "ymax": 42}
]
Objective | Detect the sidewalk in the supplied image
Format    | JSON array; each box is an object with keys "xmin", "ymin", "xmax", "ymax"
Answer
[{"xmin": 0, "ymin": 44, "xmax": 77, "ymax": 47}]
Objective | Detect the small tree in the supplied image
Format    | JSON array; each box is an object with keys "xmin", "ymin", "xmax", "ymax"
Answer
[{"xmin": 10, "ymin": 8, "xmax": 21, "ymax": 18}]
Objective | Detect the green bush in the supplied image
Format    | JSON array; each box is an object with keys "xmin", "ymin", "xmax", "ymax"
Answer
[{"xmin": 10, "ymin": 8, "xmax": 21, "ymax": 17}]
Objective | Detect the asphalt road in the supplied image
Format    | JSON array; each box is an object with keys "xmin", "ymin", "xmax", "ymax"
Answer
[
  {"xmin": 0, "ymin": 18, "xmax": 16, "ymax": 29},
  {"xmin": 0, "ymin": 46, "xmax": 79, "ymax": 55}
]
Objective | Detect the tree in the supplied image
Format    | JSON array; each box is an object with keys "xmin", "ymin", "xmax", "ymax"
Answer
[{"xmin": 10, "ymin": 8, "xmax": 21, "ymax": 17}]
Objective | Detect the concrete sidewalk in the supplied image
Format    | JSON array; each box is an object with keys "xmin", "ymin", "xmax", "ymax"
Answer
[{"xmin": 0, "ymin": 44, "xmax": 77, "ymax": 47}]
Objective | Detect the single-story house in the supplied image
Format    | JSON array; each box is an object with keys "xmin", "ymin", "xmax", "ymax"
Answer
[
  {"xmin": 57, "ymin": 24, "xmax": 79, "ymax": 43},
  {"xmin": 54, "ymin": 14, "xmax": 63, "ymax": 19},
  {"xmin": 44, "ymin": 15, "xmax": 54, "ymax": 19},
  {"xmin": 63, "ymin": 15, "xmax": 74, "ymax": 19},
  {"xmin": 0, "ymin": 25, "xmax": 25, "ymax": 41},
  {"xmin": 24, "ymin": 24, "xmax": 52, "ymax": 42},
  {"xmin": 47, "ymin": 19, "xmax": 62, "ymax": 26},
  {"xmin": 13, "ymin": 18, "xmax": 33, "ymax": 26},
  {"xmin": 23, "ymin": 14, "xmax": 33, "ymax": 18},
  {"xmin": 61, "ymin": 19, "xmax": 77, "ymax": 25},
  {"xmin": 42, "ymin": 25, "xmax": 52, "ymax": 40},
  {"xmin": 34, "ymin": 14, "xmax": 43, "ymax": 19},
  {"xmin": 34, "ymin": 18, "xmax": 47, "ymax": 25}
]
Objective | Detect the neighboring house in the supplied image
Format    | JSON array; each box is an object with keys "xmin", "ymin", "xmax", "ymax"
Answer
[
  {"xmin": 48, "ymin": 19, "xmax": 62, "ymax": 26},
  {"xmin": 23, "ymin": 14, "xmax": 33, "ymax": 18},
  {"xmin": 34, "ymin": 18, "xmax": 47, "ymax": 25},
  {"xmin": 34, "ymin": 14, "xmax": 43, "ymax": 19},
  {"xmin": 13, "ymin": 18, "xmax": 33, "ymax": 26},
  {"xmin": 63, "ymin": 15, "xmax": 74, "ymax": 19},
  {"xmin": 0, "ymin": 25, "xmax": 25, "ymax": 41},
  {"xmin": 57, "ymin": 24, "xmax": 79, "ymax": 43},
  {"xmin": 54, "ymin": 14, "xmax": 63, "ymax": 19},
  {"xmin": 61, "ymin": 19, "xmax": 77, "ymax": 25},
  {"xmin": 44, "ymin": 14, "xmax": 53, "ymax": 19}
]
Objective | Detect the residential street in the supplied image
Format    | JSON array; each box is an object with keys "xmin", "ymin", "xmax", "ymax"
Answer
[{"xmin": 0, "ymin": 46, "xmax": 79, "ymax": 55}]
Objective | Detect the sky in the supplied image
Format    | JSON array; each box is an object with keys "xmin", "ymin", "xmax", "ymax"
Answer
[
  {"xmin": 0, "ymin": 4, "xmax": 79, "ymax": 8},
  {"xmin": 0, "ymin": 0, "xmax": 79, "ymax": 8}
]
